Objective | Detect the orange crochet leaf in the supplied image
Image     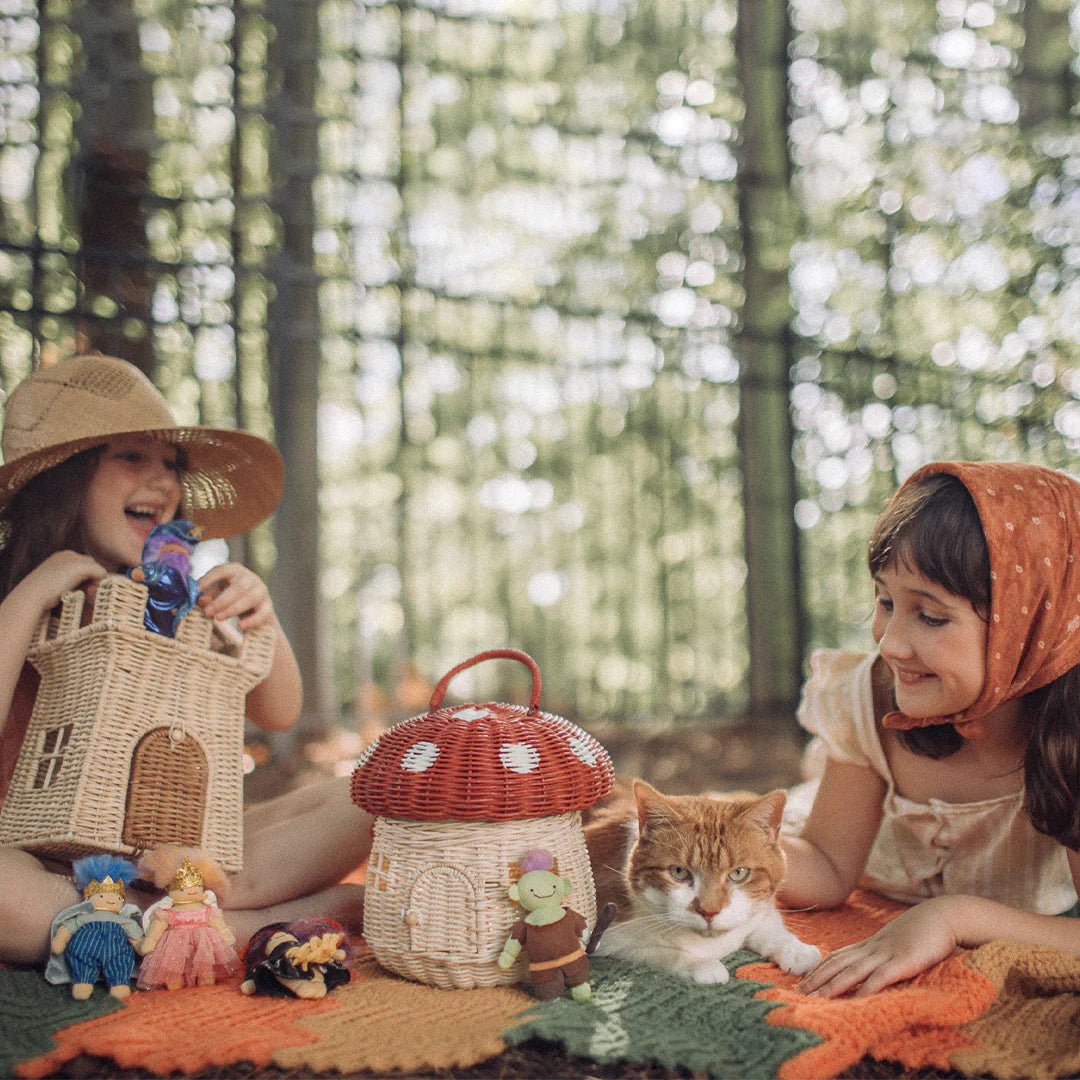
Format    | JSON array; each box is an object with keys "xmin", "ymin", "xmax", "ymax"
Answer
[
  {"xmin": 16, "ymin": 979, "xmax": 339, "ymax": 1078},
  {"xmin": 734, "ymin": 889, "xmax": 997, "ymax": 1080},
  {"xmin": 751, "ymin": 955, "xmax": 995, "ymax": 1080}
]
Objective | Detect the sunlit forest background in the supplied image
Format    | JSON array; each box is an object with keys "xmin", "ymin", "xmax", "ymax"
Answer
[{"xmin": 0, "ymin": 0, "xmax": 1077, "ymax": 746}]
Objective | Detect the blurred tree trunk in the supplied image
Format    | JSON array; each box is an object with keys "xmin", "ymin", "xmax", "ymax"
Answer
[
  {"xmin": 1018, "ymin": 0, "xmax": 1075, "ymax": 126},
  {"xmin": 70, "ymin": 0, "xmax": 155, "ymax": 373},
  {"xmin": 734, "ymin": 0, "xmax": 803, "ymax": 729},
  {"xmin": 266, "ymin": 0, "xmax": 334, "ymax": 737}
]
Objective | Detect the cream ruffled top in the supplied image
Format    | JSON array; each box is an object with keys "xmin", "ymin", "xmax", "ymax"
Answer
[{"xmin": 790, "ymin": 649, "xmax": 1077, "ymax": 915}]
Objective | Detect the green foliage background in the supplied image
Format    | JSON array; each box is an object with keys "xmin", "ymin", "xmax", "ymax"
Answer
[{"xmin": 0, "ymin": 0, "xmax": 1077, "ymax": 724}]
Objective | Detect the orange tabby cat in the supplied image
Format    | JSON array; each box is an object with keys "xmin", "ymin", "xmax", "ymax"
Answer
[{"xmin": 584, "ymin": 778, "xmax": 821, "ymax": 984}]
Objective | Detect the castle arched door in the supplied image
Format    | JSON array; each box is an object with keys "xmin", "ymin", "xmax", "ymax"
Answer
[{"xmin": 122, "ymin": 727, "xmax": 207, "ymax": 849}]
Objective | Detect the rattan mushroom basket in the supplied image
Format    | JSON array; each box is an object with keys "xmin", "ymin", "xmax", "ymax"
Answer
[
  {"xmin": 351, "ymin": 648, "xmax": 614, "ymax": 990},
  {"xmin": 0, "ymin": 574, "xmax": 275, "ymax": 870}
]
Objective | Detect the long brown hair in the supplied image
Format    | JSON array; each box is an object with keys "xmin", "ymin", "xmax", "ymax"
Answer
[
  {"xmin": 867, "ymin": 474, "xmax": 988, "ymax": 759},
  {"xmin": 0, "ymin": 447, "xmax": 102, "ymax": 600},
  {"xmin": 868, "ymin": 471, "xmax": 1080, "ymax": 849}
]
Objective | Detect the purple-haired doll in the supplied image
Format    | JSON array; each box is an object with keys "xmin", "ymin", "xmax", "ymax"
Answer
[
  {"xmin": 129, "ymin": 519, "xmax": 203, "ymax": 636},
  {"xmin": 240, "ymin": 918, "xmax": 351, "ymax": 998}
]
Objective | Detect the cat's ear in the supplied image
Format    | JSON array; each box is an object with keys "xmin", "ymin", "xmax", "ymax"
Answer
[
  {"xmin": 633, "ymin": 779, "xmax": 676, "ymax": 833},
  {"xmin": 743, "ymin": 790, "xmax": 787, "ymax": 841}
]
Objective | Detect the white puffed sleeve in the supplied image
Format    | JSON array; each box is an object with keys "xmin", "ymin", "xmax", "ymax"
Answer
[{"xmin": 796, "ymin": 649, "xmax": 878, "ymax": 770}]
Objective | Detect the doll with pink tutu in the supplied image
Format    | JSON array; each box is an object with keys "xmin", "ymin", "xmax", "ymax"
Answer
[{"xmin": 136, "ymin": 846, "xmax": 241, "ymax": 990}]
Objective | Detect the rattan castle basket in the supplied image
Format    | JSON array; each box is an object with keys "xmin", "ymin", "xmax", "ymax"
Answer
[
  {"xmin": 351, "ymin": 648, "xmax": 614, "ymax": 990},
  {"xmin": 0, "ymin": 574, "xmax": 275, "ymax": 871}
]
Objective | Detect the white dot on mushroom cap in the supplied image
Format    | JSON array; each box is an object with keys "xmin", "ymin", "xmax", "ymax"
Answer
[
  {"xmin": 453, "ymin": 706, "xmax": 492, "ymax": 721},
  {"xmin": 499, "ymin": 742, "xmax": 540, "ymax": 774},
  {"xmin": 401, "ymin": 741, "xmax": 440, "ymax": 772},
  {"xmin": 569, "ymin": 736, "xmax": 598, "ymax": 767}
]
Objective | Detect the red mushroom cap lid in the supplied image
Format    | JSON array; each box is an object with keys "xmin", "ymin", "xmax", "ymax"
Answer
[{"xmin": 350, "ymin": 649, "xmax": 614, "ymax": 822}]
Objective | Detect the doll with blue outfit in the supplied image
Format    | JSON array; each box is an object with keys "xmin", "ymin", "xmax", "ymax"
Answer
[{"xmin": 46, "ymin": 854, "xmax": 143, "ymax": 999}]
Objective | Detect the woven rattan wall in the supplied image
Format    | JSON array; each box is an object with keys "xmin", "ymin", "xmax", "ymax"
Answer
[
  {"xmin": 364, "ymin": 812, "xmax": 596, "ymax": 990},
  {"xmin": 0, "ymin": 574, "xmax": 274, "ymax": 870}
]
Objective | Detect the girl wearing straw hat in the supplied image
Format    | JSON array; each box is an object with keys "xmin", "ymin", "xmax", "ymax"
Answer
[{"xmin": 0, "ymin": 354, "xmax": 371, "ymax": 965}]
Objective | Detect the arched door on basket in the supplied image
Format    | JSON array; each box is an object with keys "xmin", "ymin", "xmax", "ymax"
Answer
[
  {"xmin": 408, "ymin": 866, "xmax": 480, "ymax": 956},
  {"xmin": 122, "ymin": 727, "xmax": 207, "ymax": 849}
]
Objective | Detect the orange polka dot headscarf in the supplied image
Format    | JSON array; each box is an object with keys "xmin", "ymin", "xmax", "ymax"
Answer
[{"xmin": 881, "ymin": 461, "xmax": 1080, "ymax": 732}]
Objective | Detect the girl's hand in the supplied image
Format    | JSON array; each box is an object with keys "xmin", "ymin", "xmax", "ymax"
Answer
[
  {"xmin": 197, "ymin": 563, "xmax": 275, "ymax": 630},
  {"xmin": 798, "ymin": 896, "xmax": 961, "ymax": 998},
  {"xmin": 17, "ymin": 551, "xmax": 108, "ymax": 612}
]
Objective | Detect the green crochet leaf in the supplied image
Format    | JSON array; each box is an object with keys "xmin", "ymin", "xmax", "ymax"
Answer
[
  {"xmin": 0, "ymin": 968, "xmax": 124, "ymax": 1075},
  {"xmin": 503, "ymin": 951, "xmax": 820, "ymax": 1080}
]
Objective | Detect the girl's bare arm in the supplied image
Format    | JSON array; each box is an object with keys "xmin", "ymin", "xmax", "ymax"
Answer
[
  {"xmin": 0, "ymin": 552, "xmax": 107, "ymax": 738},
  {"xmin": 197, "ymin": 563, "xmax": 302, "ymax": 732},
  {"xmin": 799, "ymin": 848, "xmax": 1080, "ymax": 998},
  {"xmin": 779, "ymin": 757, "xmax": 887, "ymax": 909}
]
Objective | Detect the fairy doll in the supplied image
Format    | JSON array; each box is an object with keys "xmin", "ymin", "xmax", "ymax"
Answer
[{"xmin": 137, "ymin": 846, "xmax": 240, "ymax": 989}]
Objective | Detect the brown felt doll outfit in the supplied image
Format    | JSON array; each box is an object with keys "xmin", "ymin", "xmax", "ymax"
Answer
[{"xmin": 508, "ymin": 909, "xmax": 590, "ymax": 999}]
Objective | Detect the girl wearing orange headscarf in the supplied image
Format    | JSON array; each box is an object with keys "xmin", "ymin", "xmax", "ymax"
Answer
[{"xmin": 781, "ymin": 461, "xmax": 1080, "ymax": 997}]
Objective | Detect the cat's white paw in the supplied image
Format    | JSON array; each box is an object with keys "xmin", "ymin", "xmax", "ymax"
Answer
[
  {"xmin": 774, "ymin": 940, "xmax": 821, "ymax": 976},
  {"xmin": 691, "ymin": 961, "xmax": 731, "ymax": 985}
]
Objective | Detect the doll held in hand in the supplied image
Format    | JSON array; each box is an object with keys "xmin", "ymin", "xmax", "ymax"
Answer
[
  {"xmin": 129, "ymin": 519, "xmax": 203, "ymax": 637},
  {"xmin": 46, "ymin": 855, "xmax": 143, "ymax": 1000}
]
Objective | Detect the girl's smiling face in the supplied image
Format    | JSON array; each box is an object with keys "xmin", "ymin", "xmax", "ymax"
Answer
[
  {"xmin": 872, "ymin": 559, "xmax": 988, "ymax": 722},
  {"xmin": 80, "ymin": 436, "xmax": 183, "ymax": 571}
]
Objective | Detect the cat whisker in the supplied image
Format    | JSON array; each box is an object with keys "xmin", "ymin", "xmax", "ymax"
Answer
[{"xmin": 614, "ymin": 914, "xmax": 686, "ymax": 939}]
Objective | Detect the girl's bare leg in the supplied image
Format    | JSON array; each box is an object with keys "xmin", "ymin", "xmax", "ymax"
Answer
[
  {"xmin": 228, "ymin": 774, "xmax": 373, "ymax": 909},
  {"xmin": 221, "ymin": 882, "xmax": 365, "ymax": 950},
  {"xmin": 0, "ymin": 847, "xmax": 80, "ymax": 964},
  {"xmin": 244, "ymin": 774, "xmax": 347, "ymax": 831},
  {"xmin": 0, "ymin": 848, "xmax": 160, "ymax": 965},
  {"xmin": 3, "ymin": 778, "xmax": 372, "ymax": 964}
]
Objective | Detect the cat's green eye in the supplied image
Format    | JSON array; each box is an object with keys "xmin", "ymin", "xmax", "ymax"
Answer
[
  {"xmin": 669, "ymin": 866, "xmax": 692, "ymax": 882},
  {"xmin": 727, "ymin": 867, "xmax": 751, "ymax": 883}
]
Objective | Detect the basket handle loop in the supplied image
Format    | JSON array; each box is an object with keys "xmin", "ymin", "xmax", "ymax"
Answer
[{"xmin": 428, "ymin": 648, "xmax": 542, "ymax": 715}]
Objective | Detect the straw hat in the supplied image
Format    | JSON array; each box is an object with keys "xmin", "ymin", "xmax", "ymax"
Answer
[{"xmin": 0, "ymin": 354, "xmax": 284, "ymax": 539}]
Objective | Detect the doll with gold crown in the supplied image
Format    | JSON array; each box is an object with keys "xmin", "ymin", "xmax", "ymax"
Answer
[
  {"xmin": 136, "ymin": 846, "xmax": 241, "ymax": 989},
  {"xmin": 46, "ymin": 854, "xmax": 144, "ymax": 999}
]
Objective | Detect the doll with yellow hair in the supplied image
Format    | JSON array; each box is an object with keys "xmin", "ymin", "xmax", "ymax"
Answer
[{"xmin": 136, "ymin": 846, "xmax": 240, "ymax": 990}]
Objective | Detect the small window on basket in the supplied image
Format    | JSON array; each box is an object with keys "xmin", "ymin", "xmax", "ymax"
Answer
[{"xmin": 33, "ymin": 723, "xmax": 74, "ymax": 789}]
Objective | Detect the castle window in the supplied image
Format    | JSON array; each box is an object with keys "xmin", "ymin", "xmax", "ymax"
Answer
[
  {"xmin": 369, "ymin": 853, "xmax": 392, "ymax": 892},
  {"xmin": 33, "ymin": 724, "xmax": 74, "ymax": 789}
]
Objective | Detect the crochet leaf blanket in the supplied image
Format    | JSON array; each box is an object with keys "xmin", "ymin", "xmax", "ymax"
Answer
[
  {"xmin": 509, "ymin": 889, "xmax": 1080, "ymax": 1080},
  {"xmin": 4, "ymin": 890, "xmax": 1080, "ymax": 1079}
]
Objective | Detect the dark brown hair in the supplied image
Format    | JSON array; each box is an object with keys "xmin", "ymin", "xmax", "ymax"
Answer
[
  {"xmin": 0, "ymin": 447, "xmax": 102, "ymax": 600},
  {"xmin": 1023, "ymin": 666, "xmax": 1080, "ymax": 849},
  {"xmin": 868, "ymin": 474, "xmax": 988, "ymax": 759},
  {"xmin": 869, "ymin": 471, "xmax": 1080, "ymax": 849}
]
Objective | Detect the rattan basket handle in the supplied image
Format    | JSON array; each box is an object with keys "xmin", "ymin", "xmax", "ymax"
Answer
[{"xmin": 428, "ymin": 648, "xmax": 542, "ymax": 715}]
